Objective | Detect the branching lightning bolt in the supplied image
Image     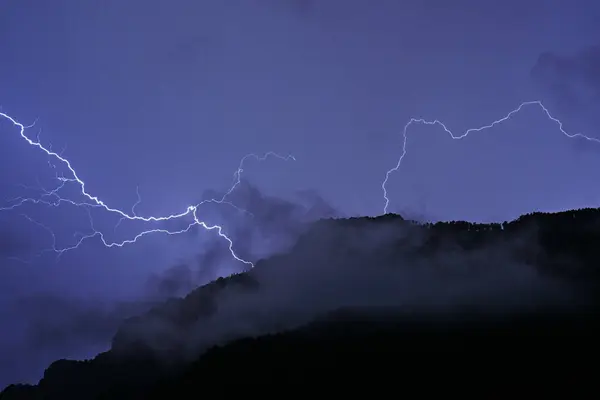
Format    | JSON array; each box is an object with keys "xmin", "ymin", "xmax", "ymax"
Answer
[
  {"xmin": 382, "ymin": 100, "xmax": 600, "ymax": 214},
  {"xmin": 6, "ymin": 99, "xmax": 593, "ymax": 265},
  {"xmin": 0, "ymin": 111, "xmax": 295, "ymax": 266}
]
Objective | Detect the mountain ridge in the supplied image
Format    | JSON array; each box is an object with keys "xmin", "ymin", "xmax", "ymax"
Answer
[{"xmin": 3, "ymin": 208, "xmax": 600, "ymax": 397}]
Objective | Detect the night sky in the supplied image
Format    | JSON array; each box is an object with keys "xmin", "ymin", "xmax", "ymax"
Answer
[{"xmin": 2, "ymin": 0, "xmax": 600, "ymax": 387}]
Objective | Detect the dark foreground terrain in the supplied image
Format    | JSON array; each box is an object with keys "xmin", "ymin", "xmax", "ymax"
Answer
[
  {"xmin": 3, "ymin": 310, "xmax": 599, "ymax": 398},
  {"xmin": 3, "ymin": 210, "xmax": 600, "ymax": 397}
]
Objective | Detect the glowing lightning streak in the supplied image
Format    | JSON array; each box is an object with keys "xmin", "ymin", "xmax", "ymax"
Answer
[
  {"xmin": 382, "ymin": 100, "xmax": 600, "ymax": 214},
  {"xmin": 0, "ymin": 111, "xmax": 295, "ymax": 266}
]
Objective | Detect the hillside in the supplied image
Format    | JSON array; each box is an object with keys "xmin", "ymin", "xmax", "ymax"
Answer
[{"xmin": 2, "ymin": 210, "xmax": 600, "ymax": 398}]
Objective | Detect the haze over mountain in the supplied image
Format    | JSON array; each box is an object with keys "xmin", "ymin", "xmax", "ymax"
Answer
[{"xmin": 2, "ymin": 206, "xmax": 598, "ymax": 397}]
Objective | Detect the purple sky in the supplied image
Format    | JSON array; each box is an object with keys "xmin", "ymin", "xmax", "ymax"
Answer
[{"xmin": 1, "ymin": 0, "xmax": 600, "ymax": 387}]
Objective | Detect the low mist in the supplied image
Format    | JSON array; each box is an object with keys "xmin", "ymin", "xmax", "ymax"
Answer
[
  {"xmin": 0, "ymin": 180, "xmax": 338, "ymax": 387},
  {"xmin": 113, "ymin": 210, "xmax": 583, "ymax": 363},
  {"xmin": 2, "ymin": 180, "xmax": 590, "ymax": 386}
]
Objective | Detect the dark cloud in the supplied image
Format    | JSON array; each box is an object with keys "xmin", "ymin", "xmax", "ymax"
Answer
[
  {"xmin": 152, "ymin": 180, "xmax": 341, "ymax": 302},
  {"xmin": 145, "ymin": 264, "xmax": 195, "ymax": 300},
  {"xmin": 191, "ymin": 179, "xmax": 340, "ymax": 261},
  {"xmin": 531, "ymin": 44, "xmax": 600, "ymax": 126}
]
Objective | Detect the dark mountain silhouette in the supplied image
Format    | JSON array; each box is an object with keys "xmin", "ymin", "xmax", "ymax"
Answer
[{"xmin": 3, "ymin": 210, "xmax": 600, "ymax": 398}]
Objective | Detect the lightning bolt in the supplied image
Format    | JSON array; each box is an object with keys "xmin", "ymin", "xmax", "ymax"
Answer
[
  {"xmin": 382, "ymin": 100, "xmax": 600, "ymax": 214},
  {"xmin": 0, "ymin": 110, "xmax": 295, "ymax": 267}
]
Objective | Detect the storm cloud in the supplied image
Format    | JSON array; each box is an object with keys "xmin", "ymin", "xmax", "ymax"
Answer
[{"xmin": 531, "ymin": 44, "xmax": 600, "ymax": 127}]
